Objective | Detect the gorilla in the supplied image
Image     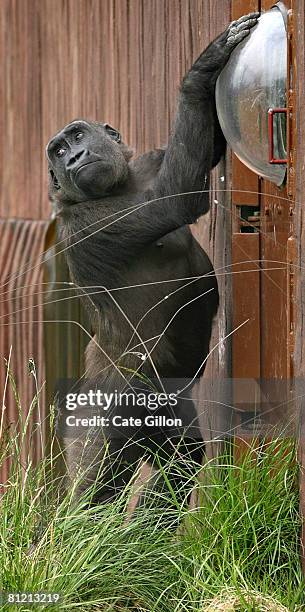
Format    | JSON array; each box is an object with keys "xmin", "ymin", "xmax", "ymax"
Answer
[{"xmin": 46, "ymin": 13, "xmax": 259, "ymax": 514}]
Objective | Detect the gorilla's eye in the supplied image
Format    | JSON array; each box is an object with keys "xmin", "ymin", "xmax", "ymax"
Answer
[
  {"xmin": 104, "ymin": 123, "xmax": 121, "ymax": 143},
  {"xmin": 75, "ymin": 132, "xmax": 84, "ymax": 141},
  {"xmin": 56, "ymin": 146, "xmax": 66, "ymax": 157}
]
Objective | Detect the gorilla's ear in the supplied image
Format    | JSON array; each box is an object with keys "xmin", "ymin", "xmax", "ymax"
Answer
[
  {"xmin": 103, "ymin": 122, "xmax": 133, "ymax": 161},
  {"xmin": 104, "ymin": 123, "xmax": 121, "ymax": 143},
  {"xmin": 49, "ymin": 168, "xmax": 61, "ymax": 191},
  {"xmin": 121, "ymin": 143, "xmax": 134, "ymax": 163}
]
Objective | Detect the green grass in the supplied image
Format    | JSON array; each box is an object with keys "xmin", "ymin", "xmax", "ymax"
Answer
[{"xmin": 0, "ymin": 395, "xmax": 304, "ymax": 611}]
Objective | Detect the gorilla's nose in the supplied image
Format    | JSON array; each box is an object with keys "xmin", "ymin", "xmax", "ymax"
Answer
[{"xmin": 67, "ymin": 149, "xmax": 88, "ymax": 169}]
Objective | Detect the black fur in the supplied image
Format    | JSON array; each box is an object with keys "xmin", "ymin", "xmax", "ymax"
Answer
[{"xmin": 46, "ymin": 13, "xmax": 259, "ymax": 512}]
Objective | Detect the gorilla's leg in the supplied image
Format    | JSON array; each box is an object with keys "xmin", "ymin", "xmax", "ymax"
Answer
[
  {"xmin": 62, "ymin": 422, "xmax": 204, "ymax": 518},
  {"xmin": 61, "ymin": 380, "xmax": 204, "ymax": 517},
  {"xmin": 134, "ymin": 435, "xmax": 205, "ymax": 527},
  {"xmin": 62, "ymin": 430, "xmax": 144, "ymax": 505}
]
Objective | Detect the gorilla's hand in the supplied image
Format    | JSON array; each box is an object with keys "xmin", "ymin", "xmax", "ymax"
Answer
[
  {"xmin": 212, "ymin": 11, "xmax": 259, "ymax": 66},
  {"xmin": 182, "ymin": 12, "xmax": 259, "ymax": 97},
  {"xmin": 183, "ymin": 12, "xmax": 260, "ymax": 95},
  {"xmin": 225, "ymin": 12, "xmax": 260, "ymax": 49}
]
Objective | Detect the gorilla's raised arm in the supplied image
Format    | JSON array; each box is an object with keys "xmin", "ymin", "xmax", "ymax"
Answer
[{"xmin": 150, "ymin": 13, "xmax": 259, "ymax": 222}]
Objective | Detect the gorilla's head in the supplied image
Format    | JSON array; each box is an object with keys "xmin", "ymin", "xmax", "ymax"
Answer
[{"xmin": 46, "ymin": 119, "xmax": 133, "ymax": 203}]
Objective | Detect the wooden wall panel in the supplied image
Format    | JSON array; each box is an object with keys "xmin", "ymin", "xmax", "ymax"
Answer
[
  {"xmin": 260, "ymin": 0, "xmax": 291, "ymax": 382},
  {"xmin": 0, "ymin": 0, "xmax": 230, "ymax": 216},
  {"xmin": 230, "ymin": 0, "xmax": 260, "ymax": 451},
  {"xmin": 293, "ymin": 0, "xmax": 305, "ymax": 572},
  {"xmin": 232, "ymin": 234, "xmax": 260, "ymax": 379},
  {"xmin": 230, "ymin": 0, "xmax": 296, "ymax": 449},
  {"xmin": 258, "ymin": 0, "xmax": 293, "ymax": 439},
  {"xmin": 0, "ymin": 0, "xmax": 43, "ymax": 218}
]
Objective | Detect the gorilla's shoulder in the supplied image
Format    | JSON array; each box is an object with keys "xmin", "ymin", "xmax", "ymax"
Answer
[{"xmin": 130, "ymin": 149, "xmax": 166, "ymax": 189}]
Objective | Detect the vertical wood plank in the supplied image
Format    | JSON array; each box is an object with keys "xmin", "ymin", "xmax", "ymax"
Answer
[
  {"xmin": 258, "ymin": 0, "xmax": 294, "ymax": 445},
  {"xmin": 293, "ymin": 0, "xmax": 305, "ymax": 575},
  {"xmin": 230, "ymin": 0, "xmax": 261, "ymax": 454}
]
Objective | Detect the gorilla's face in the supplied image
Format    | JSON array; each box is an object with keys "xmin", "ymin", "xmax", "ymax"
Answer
[{"xmin": 46, "ymin": 120, "xmax": 132, "ymax": 203}]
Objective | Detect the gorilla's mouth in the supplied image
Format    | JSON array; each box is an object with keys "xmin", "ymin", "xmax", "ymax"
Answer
[
  {"xmin": 75, "ymin": 160, "xmax": 102, "ymax": 176},
  {"xmin": 73, "ymin": 160, "xmax": 104, "ymax": 189},
  {"xmin": 73, "ymin": 160, "xmax": 110, "ymax": 195}
]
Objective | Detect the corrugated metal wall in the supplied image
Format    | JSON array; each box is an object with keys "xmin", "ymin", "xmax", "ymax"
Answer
[
  {"xmin": 0, "ymin": 219, "xmax": 49, "ymax": 481},
  {"xmin": 0, "ymin": 0, "xmax": 232, "ymax": 471}
]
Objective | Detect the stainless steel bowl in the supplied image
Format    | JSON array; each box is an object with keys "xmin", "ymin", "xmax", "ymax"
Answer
[{"xmin": 216, "ymin": 3, "xmax": 287, "ymax": 186}]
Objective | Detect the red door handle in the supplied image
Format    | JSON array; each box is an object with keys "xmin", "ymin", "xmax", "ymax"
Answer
[{"xmin": 267, "ymin": 107, "xmax": 288, "ymax": 164}]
